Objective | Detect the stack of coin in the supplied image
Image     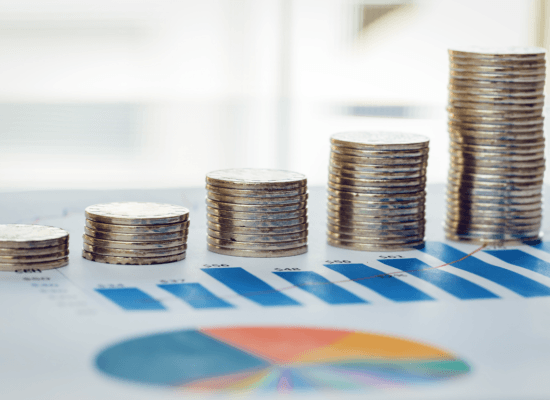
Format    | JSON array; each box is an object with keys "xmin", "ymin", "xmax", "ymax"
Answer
[
  {"xmin": 82, "ymin": 202, "xmax": 189, "ymax": 265},
  {"xmin": 446, "ymin": 46, "xmax": 546, "ymax": 244},
  {"xmin": 0, "ymin": 224, "xmax": 69, "ymax": 271},
  {"xmin": 327, "ymin": 132, "xmax": 429, "ymax": 251},
  {"xmin": 206, "ymin": 168, "xmax": 308, "ymax": 257}
]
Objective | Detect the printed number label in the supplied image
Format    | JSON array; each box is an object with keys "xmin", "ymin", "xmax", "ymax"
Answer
[
  {"xmin": 203, "ymin": 264, "xmax": 230, "ymax": 268},
  {"xmin": 160, "ymin": 279, "xmax": 185, "ymax": 283},
  {"xmin": 325, "ymin": 260, "xmax": 351, "ymax": 265},
  {"xmin": 274, "ymin": 268, "xmax": 301, "ymax": 271},
  {"xmin": 379, "ymin": 255, "xmax": 403, "ymax": 259},
  {"xmin": 97, "ymin": 284, "xmax": 124, "ymax": 289}
]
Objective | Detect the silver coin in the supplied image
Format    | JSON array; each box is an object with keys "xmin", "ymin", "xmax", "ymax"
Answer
[
  {"xmin": 448, "ymin": 171, "xmax": 544, "ymax": 184},
  {"xmin": 449, "ymin": 149, "xmax": 544, "ymax": 162},
  {"xmin": 449, "ymin": 165, "xmax": 546, "ymax": 177},
  {"xmin": 329, "ymin": 165, "xmax": 424, "ymax": 180},
  {"xmin": 449, "ymin": 92, "xmax": 545, "ymax": 105},
  {"xmin": 207, "ymin": 206, "xmax": 307, "ymax": 220},
  {"xmin": 449, "ymin": 156, "xmax": 545, "ymax": 169},
  {"xmin": 207, "ymin": 214, "xmax": 307, "ymax": 228},
  {"xmin": 327, "ymin": 224, "xmax": 423, "ymax": 238},
  {"xmin": 207, "ymin": 244, "xmax": 307, "ymax": 258},
  {"xmin": 327, "ymin": 195, "xmax": 424, "ymax": 209},
  {"xmin": 448, "ymin": 84, "xmax": 545, "ymax": 96},
  {"xmin": 206, "ymin": 184, "xmax": 308, "ymax": 198},
  {"xmin": 330, "ymin": 159, "xmax": 427, "ymax": 173},
  {"xmin": 327, "ymin": 209, "xmax": 424, "ymax": 223},
  {"xmin": 449, "ymin": 142, "xmax": 544, "ymax": 154},
  {"xmin": 207, "ymin": 228, "xmax": 307, "ymax": 243},
  {"xmin": 82, "ymin": 250, "xmax": 185, "ymax": 265},
  {"xmin": 0, "ymin": 250, "xmax": 69, "ymax": 264},
  {"xmin": 84, "ymin": 227, "xmax": 187, "ymax": 242},
  {"xmin": 83, "ymin": 243, "xmax": 186, "ymax": 258},
  {"xmin": 446, "ymin": 207, "xmax": 541, "ymax": 219},
  {"xmin": 207, "ymin": 191, "xmax": 308, "ymax": 205},
  {"xmin": 85, "ymin": 202, "xmax": 189, "ymax": 225},
  {"xmin": 83, "ymin": 234, "xmax": 186, "ymax": 250},
  {"xmin": 206, "ymin": 168, "xmax": 307, "ymax": 190},
  {"xmin": 444, "ymin": 225, "xmax": 541, "ymax": 237},
  {"xmin": 449, "ymin": 46, "xmax": 546, "ymax": 58},
  {"xmin": 450, "ymin": 70, "xmax": 546, "ymax": 83},
  {"xmin": 327, "ymin": 202, "xmax": 424, "ymax": 217},
  {"xmin": 327, "ymin": 187, "xmax": 426, "ymax": 202},
  {"xmin": 327, "ymin": 237, "xmax": 423, "ymax": 252},
  {"xmin": 447, "ymin": 184, "xmax": 542, "ymax": 197},
  {"xmin": 0, "ymin": 224, "xmax": 69, "ymax": 249},
  {"xmin": 331, "ymin": 152, "xmax": 428, "ymax": 166},
  {"xmin": 206, "ymin": 198, "xmax": 306, "ymax": 213},
  {"xmin": 328, "ymin": 174, "xmax": 426, "ymax": 188},
  {"xmin": 449, "ymin": 55, "xmax": 546, "ymax": 66},
  {"xmin": 446, "ymin": 191, "xmax": 542, "ymax": 205},
  {"xmin": 330, "ymin": 145, "xmax": 428, "ymax": 158},
  {"xmin": 86, "ymin": 219, "xmax": 189, "ymax": 234},
  {"xmin": 449, "ymin": 100, "xmax": 544, "ymax": 111},
  {"xmin": 446, "ymin": 199, "xmax": 541, "ymax": 212},
  {"xmin": 330, "ymin": 131, "xmax": 429, "ymax": 150},
  {"xmin": 328, "ymin": 181, "xmax": 425, "ymax": 195},
  {"xmin": 448, "ymin": 106, "xmax": 543, "ymax": 118},
  {"xmin": 448, "ymin": 120, "xmax": 544, "ymax": 132},
  {"xmin": 207, "ymin": 236, "xmax": 307, "ymax": 250},
  {"xmin": 327, "ymin": 221, "xmax": 424, "ymax": 234},
  {"xmin": 207, "ymin": 221, "xmax": 308, "ymax": 235},
  {"xmin": 448, "ymin": 77, "xmax": 545, "ymax": 90},
  {"xmin": 0, "ymin": 257, "xmax": 69, "ymax": 271},
  {"xmin": 444, "ymin": 231, "xmax": 541, "ymax": 246},
  {"xmin": 326, "ymin": 231, "xmax": 424, "ymax": 244},
  {"xmin": 450, "ymin": 64, "xmax": 546, "ymax": 75},
  {"xmin": 0, "ymin": 243, "xmax": 68, "ymax": 256},
  {"xmin": 328, "ymin": 218, "xmax": 425, "ymax": 231},
  {"xmin": 449, "ymin": 133, "xmax": 545, "ymax": 147}
]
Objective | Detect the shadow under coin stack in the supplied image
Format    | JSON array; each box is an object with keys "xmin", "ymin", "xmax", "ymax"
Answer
[
  {"xmin": 206, "ymin": 168, "xmax": 308, "ymax": 257},
  {"xmin": 0, "ymin": 224, "xmax": 69, "ymax": 270},
  {"xmin": 82, "ymin": 202, "xmax": 189, "ymax": 265},
  {"xmin": 327, "ymin": 132, "xmax": 429, "ymax": 251},
  {"xmin": 446, "ymin": 46, "xmax": 546, "ymax": 244}
]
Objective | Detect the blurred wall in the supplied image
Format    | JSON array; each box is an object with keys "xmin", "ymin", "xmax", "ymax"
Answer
[{"xmin": 0, "ymin": 0, "xmax": 537, "ymax": 190}]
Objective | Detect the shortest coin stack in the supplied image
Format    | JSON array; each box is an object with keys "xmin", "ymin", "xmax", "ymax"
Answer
[
  {"xmin": 327, "ymin": 131, "xmax": 429, "ymax": 251},
  {"xmin": 83, "ymin": 202, "xmax": 189, "ymax": 265},
  {"xmin": 0, "ymin": 224, "xmax": 69, "ymax": 271},
  {"xmin": 206, "ymin": 168, "xmax": 308, "ymax": 257}
]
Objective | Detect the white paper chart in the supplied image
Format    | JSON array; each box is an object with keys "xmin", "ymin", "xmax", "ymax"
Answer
[{"xmin": 2, "ymin": 185, "xmax": 550, "ymax": 400}]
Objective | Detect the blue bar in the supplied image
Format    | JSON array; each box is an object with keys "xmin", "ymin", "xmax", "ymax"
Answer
[
  {"xmin": 158, "ymin": 283, "xmax": 234, "ymax": 309},
  {"xmin": 274, "ymin": 271, "xmax": 367, "ymax": 305},
  {"xmin": 203, "ymin": 267, "xmax": 300, "ymax": 307},
  {"xmin": 421, "ymin": 242, "xmax": 550, "ymax": 297},
  {"xmin": 379, "ymin": 258, "xmax": 499, "ymax": 300},
  {"xmin": 323, "ymin": 263, "xmax": 433, "ymax": 302},
  {"xmin": 532, "ymin": 242, "xmax": 550, "ymax": 254},
  {"xmin": 485, "ymin": 249, "xmax": 550, "ymax": 279},
  {"xmin": 96, "ymin": 288, "xmax": 165, "ymax": 311}
]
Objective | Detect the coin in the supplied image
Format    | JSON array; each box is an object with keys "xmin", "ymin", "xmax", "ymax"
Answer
[
  {"xmin": 444, "ymin": 232, "xmax": 541, "ymax": 246},
  {"xmin": 207, "ymin": 206, "xmax": 307, "ymax": 220},
  {"xmin": 446, "ymin": 191, "xmax": 542, "ymax": 204},
  {"xmin": 82, "ymin": 243, "xmax": 186, "ymax": 258},
  {"xmin": 328, "ymin": 181, "xmax": 425, "ymax": 195},
  {"xmin": 449, "ymin": 100, "xmax": 544, "ymax": 111},
  {"xmin": 0, "ymin": 243, "xmax": 68, "ymax": 256},
  {"xmin": 82, "ymin": 250, "xmax": 185, "ymax": 265},
  {"xmin": 330, "ymin": 145, "xmax": 429, "ymax": 158},
  {"xmin": 448, "ymin": 171, "xmax": 544, "ymax": 184},
  {"xmin": 327, "ymin": 224, "xmax": 423, "ymax": 238},
  {"xmin": 206, "ymin": 184, "xmax": 307, "ymax": 198},
  {"xmin": 450, "ymin": 142, "xmax": 544, "ymax": 154},
  {"xmin": 449, "ymin": 46, "xmax": 546, "ymax": 58},
  {"xmin": 0, "ymin": 224, "xmax": 69, "ymax": 249},
  {"xmin": 207, "ymin": 228, "xmax": 307, "ymax": 243},
  {"xmin": 450, "ymin": 65, "xmax": 546, "ymax": 75},
  {"xmin": 85, "ymin": 202, "xmax": 189, "ymax": 225},
  {"xmin": 85, "ymin": 219, "xmax": 189, "ymax": 234},
  {"xmin": 330, "ymin": 131, "xmax": 430, "ymax": 150},
  {"xmin": 206, "ymin": 198, "xmax": 306, "ymax": 213},
  {"xmin": 446, "ymin": 199, "xmax": 541, "ymax": 212},
  {"xmin": 207, "ymin": 221, "xmax": 308, "ymax": 235},
  {"xmin": 83, "ymin": 235, "xmax": 186, "ymax": 250},
  {"xmin": 328, "ymin": 174, "xmax": 426, "ymax": 187},
  {"xmin": 207, "ymin": 191, "xmax": 308, "ymax": 205},
  {"xmin": 447, "ymin": 206, "xmax": 541, "ymax": 218},
  {"xmin": 327, "ymin": 202, "xmax": 424, "ymax": 216},
  {"xmin": 327, "ymin": 238, "xmax": 423, "ymax": 251},
  {"xmin": 84, "ymin": 227, "xmax": 187, "ymax": 242},
  {"xmin": 328, "ymin": 187, "xmax": 426, "ymax": 202},
  {"xmin": 331, "ymin": 152, "xmax": 428, "ymax": 165},
  {"xmin": 206, "ymin": 244, "xmax": 307, "ymax": 258},
  {"xmin": 449, "ymin": 93, "xmax": 545, "ymax": 104},
  {"xmin": 206, "ymin": 168, "xmax": 307, "ymax": 190},
  {"xmin": 327, "ymin": 195, "xmax": 424, "ymax": 209},
  {"xmin": 0, "ymin": 250, "xmax": 69, "ymax": 263},
  {"xmin": 327, "ymin": 217, "xmax": 425, "ymax": 231},
  {"xmin": 327, "ymin": 209, "xmax": 425, "ymax": 223},
  {"xmin": 449, "ymin": 77, "xmax": 545, "ymax": 89},
  {"xmin": 448, "ymin": 84, "xmax": 545, "ymax": 96},
  {"xmin": 207, "ymin": 236, "xmax": 307, "ymax": 250},
  {"xmin": 329, "ymin": 165, "xmax": 425, "ymax": 180},
  {"xmin": 207, "ymin": 215, "xmax": 307, "ymax": 228},
  {"xmin": 0, "ymin": 257, "xmax": 69, "ymax": 271},
  {"xmin": 330, "ymin": 159, "xmax": 427, "ymax": 173},
  {"xmin": 326, "ymin": 231, "xmax": 424, "ymax": 244}
]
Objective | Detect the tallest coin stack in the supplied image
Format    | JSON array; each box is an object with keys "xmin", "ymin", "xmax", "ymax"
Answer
[{"xmin": 446, "ymin": 47, "xmax": 546, "ymax": 244}]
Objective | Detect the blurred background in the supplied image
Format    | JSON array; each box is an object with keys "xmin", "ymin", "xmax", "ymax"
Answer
[{"xmin": 0, "ymin": 0, "xmax": 547, "ymax": 191}]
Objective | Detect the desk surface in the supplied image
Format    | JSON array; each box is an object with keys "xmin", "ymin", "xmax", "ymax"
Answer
[{"xmin": 2, "ymin": 185, "xmax": 550, "ymax": 400}]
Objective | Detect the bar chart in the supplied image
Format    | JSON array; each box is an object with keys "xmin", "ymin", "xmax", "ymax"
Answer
[{"xmin": 93, "ymin": 241, "xmax": 550, "ymax": 312}]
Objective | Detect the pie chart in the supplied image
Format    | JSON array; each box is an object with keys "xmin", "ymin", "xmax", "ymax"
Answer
[{"xmin": 96, "ymin": 326, "xmax": 470, "ymax": 392}]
